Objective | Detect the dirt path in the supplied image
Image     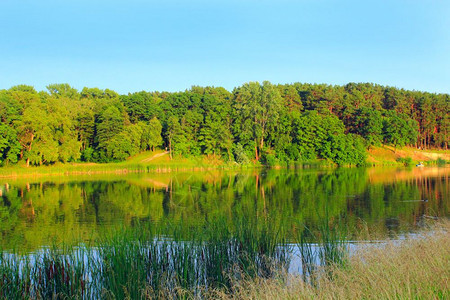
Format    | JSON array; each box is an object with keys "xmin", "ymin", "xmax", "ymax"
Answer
[{"xmin": 140, "ymin": 151, "xmax": 169, "ymax": 163}]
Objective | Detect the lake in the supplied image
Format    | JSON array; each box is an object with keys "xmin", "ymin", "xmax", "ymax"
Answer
[{"xmin": 1, "ymin": 166, "xmax": 448, "ymax": 252}]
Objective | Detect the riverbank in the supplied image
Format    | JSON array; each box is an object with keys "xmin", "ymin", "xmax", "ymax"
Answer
[
  {"xmin": 217, "ymin": 220, "xmax": 450, "ymax": 300},
  {"xmin": 0, "ymin": 151, "xmax": 237, "ymax": 178},
  {"xmin": 0, "ymin": 150, "xmax": 331, "ymax": 179},
  {"xmin": 367, "ymin": 145, "xmax": 449, "ymax": 166},
  {"xmin": 0, "ymin": 147, "xmax": 448, "ymax": 178}
]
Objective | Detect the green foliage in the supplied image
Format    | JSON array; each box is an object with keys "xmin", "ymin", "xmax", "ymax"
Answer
[
  {"xmin": 383, "ymin": 111, "xmax": 418, "ymax": 148},
  {"xmin": 46, "ymin": 83, "xmax": 79, "ymax": 99},
  {"xmin": 120, "ymin": 91, "xmax": 161, "ymax": 122},
  {"xmin": 351, "ymin": 107, "xmax": 383, "ymax": 146},
  {"xmin": 262, "ymin": 153, "xmax": 279, "ymax": 167},
  {"xmin": 436, "ymin": 157, "xmax": 447, "ymax": 166},
  {"xmin": 322, "ymin": 134, "xmax": 367, "ymax": 166},
  {"xmin": 0, "ymin": 81, "xmax": 447, "ymax": 167},
  {"xmin": 15, "ymin": 97, "xmax": 81, "ymax": 165},
  {"xmin": 140, "ymin": 117, "xmax": 163, "ymax": 151},
  {"xmin": 291, "ymin": 111, "xmax": 365, "ymax": 165},
  {"xmin": 96, "ymin": 106, "xmax": 124, "ymax": 150},
  {"xmin": 166, "ymin": 115, "xmax": 188, "ymax": 157},
  {"xmin": 396, "ymin": 157, "xmax": 413, "ymax": 166},
  {"xmin": 106, "ymin": 124, "xmax": 142, "ymax": 161},
  {"xmin": 0, "ymin": 217, "xmax": 290, "ymax": 298},
  {"xmin": 81, "ymin": 147, "xmax": 95, "ymax": 162},
  {"xmin": 233, "ymin": 143, "xmax": 251, "ymax": 164},
  {"xmin": 0, "ymin": 125, "xmax": 21, "ymax": 164},
  {"xmin": 199, "ymin": 113, "xmax": 233, "ymax": 159},
  {"xmin": 232, "ymin": 81, "xmax": 283, "ymax": 161}
]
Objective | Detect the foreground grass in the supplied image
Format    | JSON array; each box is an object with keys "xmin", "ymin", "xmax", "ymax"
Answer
[
  {"xmin": 1, "ymin": 220, "xmax": 448, "ymax": 299},
  {"xmin": 220, "ymin": 221, "xmax": 449, "ymax": 300},
  {"xmin": 0, "ymin": 218, "xmax": 290, "ymax": 299}
]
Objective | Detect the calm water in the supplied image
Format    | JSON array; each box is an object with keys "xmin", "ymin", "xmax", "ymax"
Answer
[{"xmin": 1, "ymin": 167, "xmax": 448, "ymax": 251}]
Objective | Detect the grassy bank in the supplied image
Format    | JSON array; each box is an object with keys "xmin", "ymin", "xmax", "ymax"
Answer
[
  {"xmin": 0, "ymin": 151, "xmax": 241, "ymax": 178},
  {"xmin": 0, "ymin": 147, "xmax": 448, "ymax": 179},
  {"xmin": 367, "ymin": 146, "xmax": 449, "ymax": 166},
  {"xmin": 0, "ymin": 150, "xmax": 334, "ymax": 179},
  {"xmin": 221, "ymin": 221, "xmax": 450, "ymax": 300}
]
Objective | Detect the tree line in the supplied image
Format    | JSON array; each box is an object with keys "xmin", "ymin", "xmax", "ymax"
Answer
[{"xmin": 0, "ymin": 82, "xmax": 448, "ymax": 166}]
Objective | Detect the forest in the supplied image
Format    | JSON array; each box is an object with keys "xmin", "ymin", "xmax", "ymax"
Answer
[{"xmin": 0, "ymin": 82, "xmax": 448, "ymax": 167}]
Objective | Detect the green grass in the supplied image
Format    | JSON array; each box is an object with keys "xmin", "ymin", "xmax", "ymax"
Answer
[
  {"xmin": 0, "ymin": 216, "xmax": 290, "ymax": 299},
  {"xmin": 295, "ymin": 214, "xmax": 348, "ymax": 286},
  {"xmin": 0, "ymin": 151, "xmax": 239, "ymax": 178},
  {"xmin": 0, "ymin": 150, "xmax": 339, "ymax": 179},
  {"xmin": 1, "ymin": 146, "xmax": 448, "ymax": 178},
  {"xmin": 3, "ymin": 217, "xmax": 446, "ymax": 299}
]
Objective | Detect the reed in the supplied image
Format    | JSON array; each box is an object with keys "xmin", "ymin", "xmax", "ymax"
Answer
[
  {"xmin": 295, "ymin": 208, "xmax": 348, "ymax": 287},
  {"xmin": 0, "ymin": 245, "xmax": 93, "ymax": 299},
  {"xmin": 0, "ymin": 216, "xmax": 291, "ymax": 299}
]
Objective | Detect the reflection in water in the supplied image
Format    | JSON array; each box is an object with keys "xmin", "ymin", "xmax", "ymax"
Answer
[{"xmin": 0, "ymin": 167, "xmax": 448, "ymax": 251}]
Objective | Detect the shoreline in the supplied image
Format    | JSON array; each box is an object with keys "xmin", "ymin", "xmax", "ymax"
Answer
[
  {"xmin": 0, "ymin": 160, "xmax": 447, "ymax": 179},
  {"xmin": 0, "ymin": 146, "xmax": 448, "ymax": 179}
]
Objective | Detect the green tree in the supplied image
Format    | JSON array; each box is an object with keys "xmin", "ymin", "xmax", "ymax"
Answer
[
  {"xmin": 292, "ymin": 111, "xmax": 345, "ymax": 160},
  {"xmin": 121, "ymin": 91, "xmax": 162, "ymax": 123},
  {"xmin": 383, "ymin": 111, "xmax": 418, "ymax": 150},
  {"xmin": 0, "ymin": 124, "xmax": 21, "ymax": 164},
  {"xmin": 199, "ymin": 113, "xmax": 233, "ymax": 159},
  {"xmin": 96, "ymin": 106, "xmax": 124, "ymax": 151},
  {"xmin": 322, "ymin": 134, "xmax": 367, "ymax": 165},
  {"xmin": 106, "ymin": 124, "xmax": 142, "ymax": 161},
  {"xmin": 351, "ymin": 107, "xmax": 383, "ymax": 147},
  {"xmin": 140, "ymin": 117, "xmax": 163, "ymax": 151},
  {"xmin": 233, "ymin": 81, "xmax": 283, "ymax": 161},
  {"xmin": 46, "ymin": 83, "xmax": 79, "ymax": 99},
  {"xmin": 165, "ymin": 116, "xmax": 187, "ymax": 159},
  {"xmin": 278, "ymin": 84, "xmax": 303, "ymax": 112}
]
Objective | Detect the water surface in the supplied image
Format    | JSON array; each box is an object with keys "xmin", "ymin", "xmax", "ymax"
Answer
[{"xmin": 1, "ymin": 167, "xmax": 448, "ymax": 251}]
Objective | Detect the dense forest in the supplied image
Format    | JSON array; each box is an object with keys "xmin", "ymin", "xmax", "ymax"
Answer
[{"xmin": 0, "ymin": 82, "xmax": 448, "ymax": 167}]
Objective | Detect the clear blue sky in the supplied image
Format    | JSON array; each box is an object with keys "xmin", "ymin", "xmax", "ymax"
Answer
[{"xmin": 1, "ymin": 0, "xmax": 449, "ymax": 94}]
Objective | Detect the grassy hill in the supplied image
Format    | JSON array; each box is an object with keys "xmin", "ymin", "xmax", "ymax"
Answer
[{"xmin": 367, "ymin": 146, "xmax": 449, "ymax": 166}]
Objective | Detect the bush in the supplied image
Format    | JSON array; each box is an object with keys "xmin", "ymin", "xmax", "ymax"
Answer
[
  {"xmin": 233, "ymin": 143, "xmax": 250, "ymax": 164},
  {"xmin": 396, "ymin": 157, "xmax": 413, "ymax": 166},
  {"xmin": 81, "ymin": 147, "xmax": 94, "ymax": 162},
  {"xmin": 262, "ymin": 153, "xmax": 278, "ymax": 167},
  {"xmin": 436, "ymin": 157, "xmax": 447, "ymax": 166}
]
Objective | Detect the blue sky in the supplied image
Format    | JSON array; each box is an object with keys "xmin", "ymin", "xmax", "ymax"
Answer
[{"xmin": 1, "ymin": 0, "xmax": 449, "ymax": 94}]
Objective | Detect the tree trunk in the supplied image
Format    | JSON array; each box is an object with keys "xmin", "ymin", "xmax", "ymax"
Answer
[{"xmin": 169, "ymin": 140, "xmax": 172, "ymax": 160}]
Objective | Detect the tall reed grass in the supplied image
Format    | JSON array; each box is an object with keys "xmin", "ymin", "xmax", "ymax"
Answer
[
  {"xmin": 3, "ymin": 217, "xmax": 443, "ymax": 299},
  {"xmin": 296, "ymin": 215, "xmax": 348, "ymax": 286},
  {"xmin": 0, "ymin": 217, "xmax": 290, "ymax": 299}
]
